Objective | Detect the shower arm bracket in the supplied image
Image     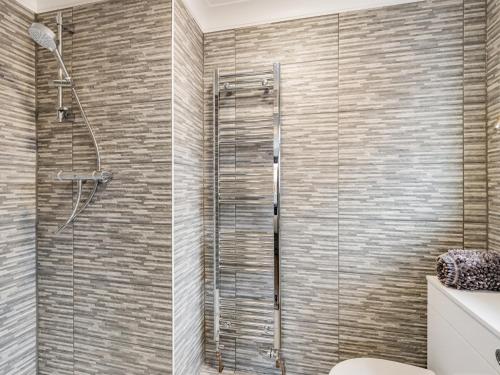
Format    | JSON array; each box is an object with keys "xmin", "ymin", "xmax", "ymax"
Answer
[
  {"xmin": 62, "ymin": 24, "xmax": 74, "ymax": 34},
  {"xmin": 56, "ymin": 13, "xmax": 74, "ymax": 34},
  {"xmin": 55, "ymin": 170, "xmax": 113, "ymax": 233}
]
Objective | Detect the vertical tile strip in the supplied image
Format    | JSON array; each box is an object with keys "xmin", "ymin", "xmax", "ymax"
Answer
[
  {"xmin": 464, "ymin": 0, "xmax": 488, "ymax": 249},
  {"xmin": 0, "ymin": 1, "xmax": 37, "ymax": 374},
  {"xmin": 173, "ymin": 0, "xmax": 205, "ymax": 374},
  {"xmin": 488, "ymin": 0, "xmax": 500, "ymax": 251}
]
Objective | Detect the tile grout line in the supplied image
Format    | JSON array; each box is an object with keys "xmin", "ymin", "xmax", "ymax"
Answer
[
  {"xmin": 34, "ymin": 8, "xmax": 40, "ymax": 374},
  {"xmin": 484, "ymin": 0, "xmax": 490, "ymax": 251},
  {"xmin": 463, "ymin": 0, "xmax": 466, "ymax": 250},
  {"xmin": 337, "ymin": 12, "xmax": 341, "ymax": 364},
  {"xmin": 70, "ymin": 6, "xmax": 75, "ymax": 373},
  {"xmin": 171, "ymin": 0, "xmax": 176, "ymax": 372}
]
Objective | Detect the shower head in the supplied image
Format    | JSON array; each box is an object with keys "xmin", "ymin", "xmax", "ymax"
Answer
[
  {"xmin": 29, "ymin": 22, "xmax": 57, "ymax": 52},
  {"xmin": 28, "ymin": 22, "xmax": 71, "ymax": 80}
]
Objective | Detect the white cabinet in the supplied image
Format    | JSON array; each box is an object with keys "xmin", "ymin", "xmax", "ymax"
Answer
[{"xmin": 427, "ymin": 276, "xmax": 500, "ymax": 375}]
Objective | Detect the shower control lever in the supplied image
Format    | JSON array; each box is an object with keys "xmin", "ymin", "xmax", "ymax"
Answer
[
  {"xmin": 56, "ymin": 170, "xmax": 113, "ymax": 183},
  {"xmin": 50, "ymin": 79, "xmax": 73, "ymax": 88},
  {"xmin": 55, "ymin": 170, "xmax": 113, "ymax": 233}
]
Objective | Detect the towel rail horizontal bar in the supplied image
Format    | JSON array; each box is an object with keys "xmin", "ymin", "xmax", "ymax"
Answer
[
  {"xmin": 220, "ymin": 84, "xmax": 273, "ymax": 92},
  {"xmin": 219, "ymin": 70, "xmax": 273, "ymax": 78}
]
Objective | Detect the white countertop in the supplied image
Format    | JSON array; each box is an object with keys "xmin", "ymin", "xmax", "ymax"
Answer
[{"xmin": 427, "ymin": 276, "xmax": 500, "ymax": 339}]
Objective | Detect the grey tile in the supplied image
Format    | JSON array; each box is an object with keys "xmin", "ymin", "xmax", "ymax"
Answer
[
  {"xmin": 281, "ymin": 158, "xmax": 338, "ymax": 219},
  {"xmin": 339, "ymin": 46, "xmax": 463, "ymax": 112},
  {"xmin": 281, "ymin": 216, "xmax": 338, "ymax": 323},
  {"xmin": 38, "ymin": 330, "xmax": 74, "ymax": 375},
  {"xmin": 0, "ymin": 1, "xmax": 36, "ymax": 374},
  {"xmin": 173, "ymin": 1, "xmax": 205, "ymax": 374},
  {"xmin": 339, "ymin": 273, "xmax": 428, "ymax": 367},
  {"xmin": 282, "ymin": 113, "xmax": 338, "ymax": 164},
  {"xmin": 339, "ymin": 220, "xmax": 463, "ymax": 277},
  {"xmin": 205, "ymin": 30, "xmax": 236, "ymax": 72},
  {"xmin": 465, "ymin": 162, "xmax": 487, "ymax": 222},
  {"xmin": 339, "ymin": 107, "xmax": 463, "ymax": 165},
  {"xmin": 71, "ymin": 0, "xmax": 171, "ymax": 107},
  {"xmin": 281, "ymin": 60, "xmax": 338, "ymax": 116},
  {"xmin": 339, "ymin": 0, "xmax": 463, "ymax": 56},
  {"xmin": 282, "ymin": 320, "xmax": 338, "ymax": 375},
  {"xmin": 0, "ymin": 1, "xmax": 36, "ymax": 114},
  {"xmin": 488, "ymin": 0, "xmax": 500, "ymax": 252},
  {"xmin": 235, "ymin": 14, "xmax": 338, "ymax": 69},
  {"xmin": 71, "ymin": 101, "xmax": 171, "ymax": 165},
  {"xmin": 339, "ymin": 163, "xmax": 463, "ymax": 221},
  {"xmin": 0, "ymin": 275, "xmax": 36, "ymax": 375},
  {"xmin": 464, "ymin": 221, "xmax": 487, "ymax": 249},
  {"xmin": 74, "ymin": 219, "xmax": 170, "ymax": 287},
  {"xmin": 74, "ymin": 335, "xmax": 170, "ymax": 375},
  {"xmin": 74, "ymin": 279, "xmax": 170, "ymax": 350}
]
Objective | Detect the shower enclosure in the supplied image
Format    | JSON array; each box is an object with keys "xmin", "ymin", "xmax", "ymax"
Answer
[
  {"xmin": 28, "ymin": 13, "xmax": 111, "ymax": 233},
  {"xmin": 212, "ymin": 63, "xmax": 284, "ymax": 374}
]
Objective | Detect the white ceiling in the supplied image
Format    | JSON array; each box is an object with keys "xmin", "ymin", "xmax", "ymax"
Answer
[
  {"xmin": 184, "ymin": 0, "xmax": 420, "ymax": 32},
  {"xmin": 15, "ymin": 0, "xmax": 38, "ymax": 12},
  {"xmin": 16, "ymin": 0, "xmax": 106, "ymax": 13},
  {"xmin": 16, "ymin": 0, "xmax": 420, "ymax": 31}
]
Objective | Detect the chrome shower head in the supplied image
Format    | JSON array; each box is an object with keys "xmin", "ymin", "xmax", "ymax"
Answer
[
  {"xmin": 28, "ymin": 22, "xmax": 71, "ymax": 81},
  {"xmin": 28, "ymin": 22, "xmax": 57, "ymax": 52}
]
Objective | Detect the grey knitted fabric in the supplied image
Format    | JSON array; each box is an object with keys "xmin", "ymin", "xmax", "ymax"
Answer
[{"xmin": 437, "ymin": 249, "xmax": 500, "ymax": 291}]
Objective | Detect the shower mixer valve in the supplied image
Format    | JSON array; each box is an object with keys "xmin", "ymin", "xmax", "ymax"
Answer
[{"xmin": 54, "ymin": 170, "xmax": 113, "ymax": 233}]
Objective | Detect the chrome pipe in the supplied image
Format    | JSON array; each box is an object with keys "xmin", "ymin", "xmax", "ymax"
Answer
[
  {"xmin": 72, "ymin": 87, "xmax": 101, "ymax": 171},
  {"xmin": 272, "ymin": 62, "xmax": 282, "ymax": 364},
  {"xmin": 56, "ymin": 12, "xmax": 63, "ymax": 121},
  {"xmin": 56, "ymin": 179, "xmax": 83, "ymax": 233},
  {"xmin": 52, "ymin": 44, "xmax": 101, "ymax": 172},
  {"xmin": 213, "ymin": 68, "xmax": 222, "ymax": 360},
  {"xmin": 74, "ymin": 182, "xmax": 99, "ymax": 218},
  {"xmin": 219, "ymin": 69, "xmax": 273, "ymax": 78},
  {"xmin": 219, "ymin": 84, "xmax": 274, "ymax": 92},
  {"xmin": 52, "ymin": 48, "xmax": 71, "ymax": 83}
]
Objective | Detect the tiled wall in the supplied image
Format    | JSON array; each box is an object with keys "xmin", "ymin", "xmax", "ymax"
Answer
[
  {"xmin": 173, "ymin": 0, "xmax": 205, "ymax": 374},
  {"xmin": 203, "ymin": 0, "xmax": 487, "ymax": 373},
  {"xmin": 0, "ymin": 1, "xmax": 37, "ymax": 374},
  {"xmin": 36, "ymin": 0, "xmax": 173, "ymax": 373},
  {"xmin": 488, "ymin": 0, "xmax": 500, "ymax": 250},
  {"xmin": 339, "ymin": 0, "xmax": 484, "ymax": 367},
  {"xmin": 465, "ymin": 0, "xmax": 488, "ymax": 248}
]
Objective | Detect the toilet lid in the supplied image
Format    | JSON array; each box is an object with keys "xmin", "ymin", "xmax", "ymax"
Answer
[{"xmin": 330, "ymin": 358, "xmax": 435, "ymax": 375}]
